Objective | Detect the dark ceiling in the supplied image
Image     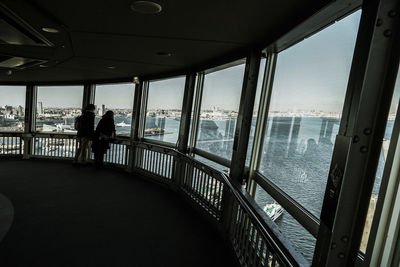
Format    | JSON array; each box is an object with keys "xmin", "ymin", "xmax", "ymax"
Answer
[{"xmin": 0, "ymin": 0, "xmax": 333, "ymax": 84}]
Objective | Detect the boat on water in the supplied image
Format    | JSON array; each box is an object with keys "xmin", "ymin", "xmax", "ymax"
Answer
[
  {"xmin": 263, "ymin": 203, "xmax": 283, "ymax": 221},
  {"xmin": 116, "ymin": 122, "xmax": 131, "ymax": 127},
  {"xmin": 144, "ymin": 127, "xmax": 164, "ymax": 136}
]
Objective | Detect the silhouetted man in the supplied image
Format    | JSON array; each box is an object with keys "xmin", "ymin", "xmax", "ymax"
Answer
[{"xmin": 74, "ymin": 104, "xmax": 95, "ymax": 164}]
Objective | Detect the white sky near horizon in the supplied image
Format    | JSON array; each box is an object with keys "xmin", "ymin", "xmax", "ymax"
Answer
[
  {"xmin": 1, "ymin": 10, "xmax": 399, "ymax": 113},
  {"xmin": 146, "ymin": 76, "xmax": 185, "ymax": 110},
  {"xmin": 37, "ymin": 86, "xmax": 83, "ymax": 108},
  {"xmin": 95, "ymin": 83, "xmax": 134, "ymax": 109}
]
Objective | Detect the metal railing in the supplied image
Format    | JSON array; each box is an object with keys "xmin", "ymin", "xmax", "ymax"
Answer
[
  {"xmin": 130, "ymin": 142, "xmax": 308, "ymax": 266},
  {"xmin": 0, "ymin": 132, "xmax": 308, "ymax": 266},
  {"xmin": 103, "ymin": 139, "xmax": 130, "ymax": 166},
  {"xmin": 180, "ymin": 157, "xmax": 224, "ymax": 219},
  {"xmin": 0, "ymin": 132, "xmax": 23, "ymax": 155},
  {"xmin": 33, "ymin": 134, "xmax": 77, "ymax": 159},
  {"xmin": 133, "ymin": 143, "xmax": 175, "ymax": 181}
]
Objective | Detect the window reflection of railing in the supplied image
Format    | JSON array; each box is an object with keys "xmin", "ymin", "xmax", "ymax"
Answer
[{"xmin": 0, "ymin": 132, "xmax": 308, "ymax": 266}]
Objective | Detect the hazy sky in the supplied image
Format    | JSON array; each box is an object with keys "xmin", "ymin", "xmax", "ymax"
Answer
[
  {"xmin": 95, "ymin": 83, "xmax": 134, "ymax": 109},
  {"xmin": 37, "ymin": 86, "xmax": 83, "ymax": 108},
  {"xmin": 0, "ymin": 86, "xmax": 26, "ymax": 107},
  {"xmin": 1, "ymin": 9, "xmax": 399, "ymax": 114},
  {"xmin": 269, "ymin": 10, "xmax": 361, "ymax": 113},
  {"xmin": 146, "ymin": 76, "xmax": 185, "ymax": 109}
]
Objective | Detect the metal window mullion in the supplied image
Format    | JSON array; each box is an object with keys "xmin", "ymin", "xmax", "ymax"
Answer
[
  {"xmin": 314, "ymin": 0, "xmax": 400, "ymax": 265},
  {"xmin": 178, "ymin": 73, "xmax": 196, "ymax": 153},
  {"xmin": 230, "ymin": 50, "xmax": 261, "ymax": 183},
  {"xmin": 189, "ymin": 73, "xmax": 204, "ymax": 155},
  {"xmin": 138, "ymin": 81, "xmax": 149, "ymax": 140},
  {"xmin": 248, "ymin": 53, "xmax": 278, "ymax": 196},
  {"xmin": 368, "ymin": 97, "xmax": 400, "ymax": 266}
]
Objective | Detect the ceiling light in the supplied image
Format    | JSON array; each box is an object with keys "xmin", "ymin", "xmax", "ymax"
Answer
[
  {"xmin": 41, "ymin": 27, "xmax": 59, "ymax": 33},
  {"xmin": 133, "ymin": 77, "xmax": 140, "ymax": 84},
  {"xmin": 107, "ymin": 66, "xmax": 116, "ymax": 69},
  {"xmin": 39, "ymin": 64, "xmax": 48, "ymax": 68},
  {"xmin": 156, "ymin": 51, "xmax": 172, "ymax": 57},
  {"xmin": 131, "ymin": 1, "xmax": 162, "ymax": 14}
]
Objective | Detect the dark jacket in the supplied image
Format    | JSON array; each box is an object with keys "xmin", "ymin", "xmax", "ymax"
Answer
[
  {"xmin": 92, "ymin": 117, "xmax": 116, "ymax": 154},
  {"xmin": 77, "ymin": 110, "xmax": 95, "ymax": 138},
  {"xmin": 95, "ymin": 117, "xmax": 115, "ymax": 139}
]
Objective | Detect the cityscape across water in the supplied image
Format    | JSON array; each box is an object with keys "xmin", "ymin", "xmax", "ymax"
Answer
[{"xmin": 0, "ymin": 105, "xmax": 394, "ymax": 262}]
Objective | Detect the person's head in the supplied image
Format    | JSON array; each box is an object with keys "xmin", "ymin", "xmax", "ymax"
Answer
[
  {"xmin": 103, "ymin": 110, "xmax": 114, "ymax": 119},
  {"xmin": 85, "ymin": 104, "xmax": 96, "ymax": 112}
]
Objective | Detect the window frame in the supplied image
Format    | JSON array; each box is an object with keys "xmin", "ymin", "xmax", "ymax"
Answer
[
  {"xmin": 140, "ymin": 75, "xmax": 186, "ymax": 148},
  {"xmin": 34, "ymin": 84, "xmax": 84, "ymax": 134},
  {"xmin": 189, "ymin": 59, "xmax": 247, "ymax": 168}
]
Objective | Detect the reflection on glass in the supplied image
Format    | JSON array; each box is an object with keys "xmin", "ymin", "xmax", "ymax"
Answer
[
  {"xmin": 145, "ymin": 77, "xmax": 185, "ymax": 144},
  {"xmin": 360, "ymin": 66, "xmax": 400, "ymax": 253},
  {"xmin": 196, "ymin": 63, "xmax": 245, "ymax": 160},
  {"xmin": 194, "ymin": 154, "xmax": 229, "ymax": 174},
  {"xmin": 259, "ymin": 11, "xmax": 361, "ymax": 218},
  {"xmin": 95, "ymin": 83, "xmax": 134, "ymax": 136},
  {"xmin": 246, "ymin": 58, "xmax": 267, "ymax": 165},
  {"xmin": 36, "ymin": 86, "xmax": 83, "ymax": 133},
  {"xmin": 0, "ymin": 86, "xmax": 25, "ymax": 132},
  {"xmin": 254, "ymin": 184, "xmax": 316, "ymax": 263}
]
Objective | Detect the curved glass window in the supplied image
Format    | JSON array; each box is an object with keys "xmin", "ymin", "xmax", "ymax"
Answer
[
  {"xmin": 196, "ymin": 63, "xmax": 245, "ymax": 160},
  {"xmin": 94, "ymin": 83, "xmax": 134, "ymax": 136},
  {"xmin": 36, "ymin": 86, "xmax": 83, "ymax": 133},
  {"xmin": 258, "ymin": 11, "xmax": 361, "ymax": 218},
  {"xmin": 144, "ymin": 77, "xmax": 185, "ymax": 144},
  {"xmin": 0, "ymin": 85, "xmax": 25, "ymax": 132}
]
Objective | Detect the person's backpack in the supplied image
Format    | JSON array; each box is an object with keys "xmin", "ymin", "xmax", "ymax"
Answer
[{"xmin": 74, "ymin": 115, "xmax": 82, "ymax": 131}]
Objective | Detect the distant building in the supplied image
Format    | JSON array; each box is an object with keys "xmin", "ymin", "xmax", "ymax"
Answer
[
  {"xmin": 17, "ymin": 105, "xmax": 24, "ymax": 116},
  {"xmin": 5, "ymin": 105, "xmax": 13, "ymax": 115},
  {"xmin": 37, "ymin": 102, "xmax": 43, "ymax": 115}
]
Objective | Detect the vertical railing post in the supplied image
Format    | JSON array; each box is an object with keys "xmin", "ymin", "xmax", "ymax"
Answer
[
  {"xmin": 313, "ymin": 0, "xmax": 400, "ymax": 265},
  {"xmin": 128, "ymin": 81, "xmax": 143, "ymax": 172},
  {"xmin": 221, "ymin": 185, "xmax": 235, "ymax": 238},
  {"xmin": 173, "ymin": 74, "xmax": 196, "ymax": 189},
  {"xmin": 23, "ymin": 84, "xmax": 36, "ymax": 159},
  {"xmin": 221, "ymin": 51, "xmax": 261, "ymax": 241},
  {"xmin": 230, "ymin": 50, "xmax": 261, "ymax": 184}
]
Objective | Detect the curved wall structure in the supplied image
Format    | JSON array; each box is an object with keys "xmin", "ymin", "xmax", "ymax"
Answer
[{"xmin": 0, "ymin": 0, "xmax": 399, "ymax": 266}]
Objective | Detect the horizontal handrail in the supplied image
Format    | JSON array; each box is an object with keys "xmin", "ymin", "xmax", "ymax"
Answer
[{"xmin": 136, "ymin": 141, "xmax": 309, "ymax": 266}]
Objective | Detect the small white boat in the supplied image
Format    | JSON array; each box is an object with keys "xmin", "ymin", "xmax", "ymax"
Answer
[
  {"xmin": 263, "ymin": 203, "xmax": 283, "ymax": 221},
  {"xmin": 116, "ymin": 122, "xmax": 131, "ymax": 127}
]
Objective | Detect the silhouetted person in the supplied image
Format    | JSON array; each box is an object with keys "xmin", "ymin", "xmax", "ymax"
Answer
[
  {"xmin": 304, "ymin": 138, "xmax": 319, "ymax": 160},
  {"xmin": 74, "ymin": 104, "xmax": 95, "ymax": 165},
  {"xmin": 92, "ymin": 110, "xmax": 116, "ymax": 168}
]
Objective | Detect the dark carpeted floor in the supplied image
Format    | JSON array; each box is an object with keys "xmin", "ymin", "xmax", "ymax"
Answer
[{"xmin": 0, "ymin": 159, "xmax": 237, "ymax": 267}]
